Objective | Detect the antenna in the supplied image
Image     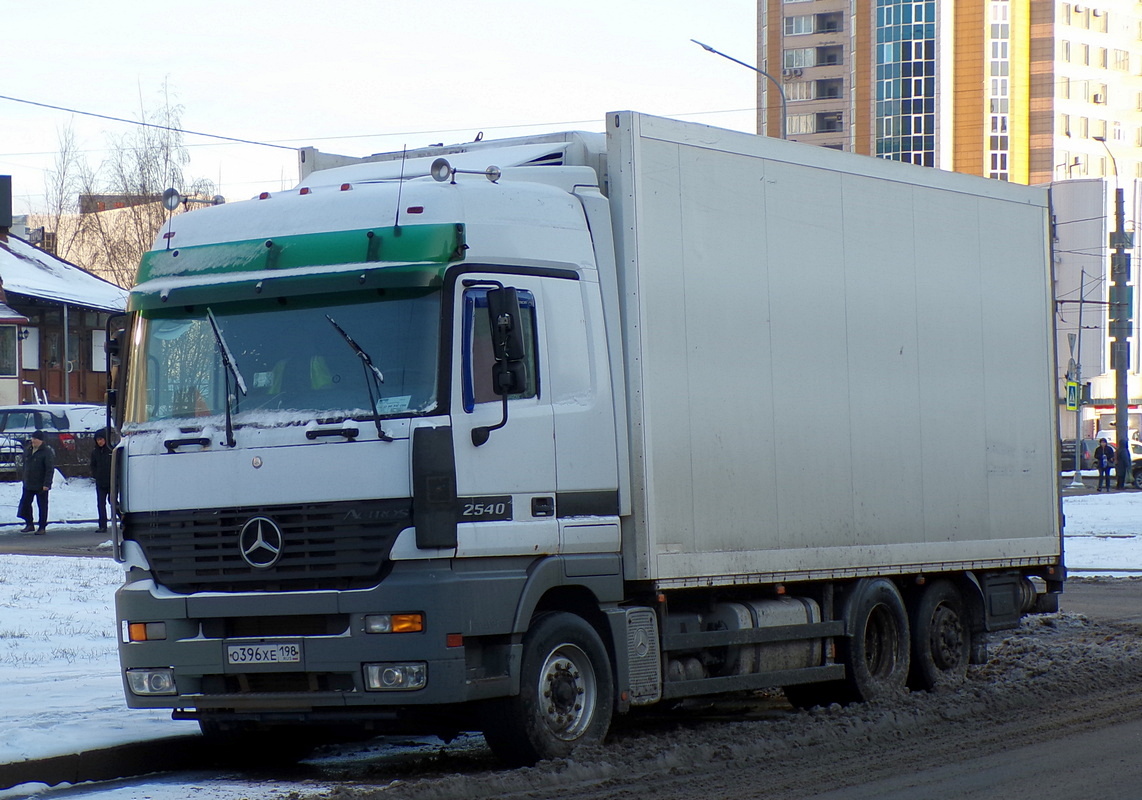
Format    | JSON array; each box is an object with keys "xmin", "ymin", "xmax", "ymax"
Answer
[{"xmin": 394, "ymin": 145, "xmax": 407, "ymax": 234}]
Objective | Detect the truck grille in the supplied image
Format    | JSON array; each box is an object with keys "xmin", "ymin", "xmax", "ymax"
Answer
[{"xmin": 123, "ymin": 498, "xmax": 412, "ymax": 593}]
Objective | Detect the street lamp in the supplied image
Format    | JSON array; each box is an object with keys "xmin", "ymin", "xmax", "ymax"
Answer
[
  {"xmin": 1093, "ymin": 135, "xmax": 1133, "ymax": 460},
  {"xmin": 691, "ymin": 39, "xmax": 787, "ymax": 140}
]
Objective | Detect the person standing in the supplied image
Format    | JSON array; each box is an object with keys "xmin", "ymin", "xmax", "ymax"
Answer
[
  {"xmin": 1095, "ymin": 437, "xmax": 1115, "ymax": 492},
  {"xmin": 90, "ymin": 430, "xmax": 113, "ymax": 533},
  {"xmin": 1117, "ymin": 438, "xmax": 1132, "ymax": 490},
  {"xmin": 18, "ymin": 431, "xmax": 55, "ymax": 534}
]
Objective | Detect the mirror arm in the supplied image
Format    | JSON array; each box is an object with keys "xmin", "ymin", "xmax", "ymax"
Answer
[{"xmin": 472, "ymin": 393, "xmax": 509, "ymax": 446}]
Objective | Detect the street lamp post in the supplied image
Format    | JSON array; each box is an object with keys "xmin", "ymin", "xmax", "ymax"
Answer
[
  {"xmin": 691, "ymin": 39, "xmax": 787, "ymax": 140},
  {"xmin": 1093, "ymin": 136, "xmax": 1133, "ymax": 456}
]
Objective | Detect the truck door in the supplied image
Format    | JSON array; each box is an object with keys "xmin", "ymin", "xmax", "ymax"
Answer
[{"xmin": 451, "ymin": 276, "xmax": 558, "ymax": 557}]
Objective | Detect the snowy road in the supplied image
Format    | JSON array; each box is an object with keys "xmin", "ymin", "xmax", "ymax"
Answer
[{"xmin": 2, "ymin": 486, "xmax": 1142, "ymax": 798}]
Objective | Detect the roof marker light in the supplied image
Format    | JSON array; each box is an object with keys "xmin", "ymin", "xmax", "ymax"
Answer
[
  {"xmin": 258, "ymin": 192, "xmax": 271, "ymax": 200},
  {"xmin": 340, "ymin": 183, "xmax": 352, "ymax": 191},
  {"xmin": 299, "ymin": 187, "xmax": 311, "ymax": 195},
  {"xmin": 407, "ymin": 206, "xmax": 424, "ymax": 214}
]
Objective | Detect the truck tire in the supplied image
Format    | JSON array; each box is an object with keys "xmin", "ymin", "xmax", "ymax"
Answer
[
  {"xmin": 1133, "ymin": 469, "xmax": 1142, "ymax": 490},
  {"xmin": 908, "ymin": 579, "xmax": 970, "ymax": 691},
  {"xmin": 837, "ymin": 578, "xmax": 910, "ymax": 702},
  {"xmin": 482, "ymin": 612, "xmax": 614, "ymax": 766}
]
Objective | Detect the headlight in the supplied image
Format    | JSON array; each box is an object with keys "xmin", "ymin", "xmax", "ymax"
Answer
[
  {"xmin": 364, "ymin": 613, "xmax": 424, "ymax": 633},
  {"xmin": 364, "ymin": 662, "xmax": 427, "ymax": 691},
  {"xmin": 126, "ymin": 668, "xmax": 177, "ymax": 696}
]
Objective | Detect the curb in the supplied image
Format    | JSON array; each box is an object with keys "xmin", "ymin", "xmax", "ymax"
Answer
[{"xmin": 0, "ymin": 735, "xmax": 206, "ymax": 792}]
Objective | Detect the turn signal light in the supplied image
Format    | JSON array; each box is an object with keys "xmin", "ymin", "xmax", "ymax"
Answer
[
  {"xmin": 125, "ymin": 621, "xmax": 167, "ymax": 642},
  {"xmin": 364, "ymin": 613, "xmax": 424, "ymax": 634}
]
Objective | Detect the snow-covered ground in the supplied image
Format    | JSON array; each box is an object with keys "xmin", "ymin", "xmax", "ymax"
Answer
[{"xmin": 0, "ymin": 481, "xmax": 1139, "ymax": 799}]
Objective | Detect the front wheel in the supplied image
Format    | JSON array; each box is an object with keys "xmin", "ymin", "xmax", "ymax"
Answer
[{"xmin": 482, "ymin": 612, "xmax": 614, "ymax": 766}]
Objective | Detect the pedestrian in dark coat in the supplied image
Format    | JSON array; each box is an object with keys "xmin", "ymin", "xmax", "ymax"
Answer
[
  {"xmin": 1095, "ymin": 438, "xmax": 1115, "ymax": 492},
  {"xmin": 18, "ymin": 431, "xmax": 54, "ymax": 533},
  {"xmin": 90, "ymin": 430, "xmax": 113, "ymax": 532}
]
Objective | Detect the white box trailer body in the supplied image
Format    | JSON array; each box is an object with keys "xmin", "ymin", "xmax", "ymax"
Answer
[
  {"xmin": 606, "ymin": 113, "xmax": 1059, "ymax": 585},
  {"xmin": 113, "ymin": 112, "xmax": 1061, "ymax": 767}
]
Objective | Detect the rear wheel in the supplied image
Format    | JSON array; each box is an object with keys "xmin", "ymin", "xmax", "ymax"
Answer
[
  {"xmin": 482, "ymin": 612, "xmax": 614, "ymax": 766},
  {"xmin": 837, "ymin": 578, "xmax": 910, "ymax": 703},
  {"xmin": 908, "ymin": 580, "xmax": 970, "ymax": 691}
]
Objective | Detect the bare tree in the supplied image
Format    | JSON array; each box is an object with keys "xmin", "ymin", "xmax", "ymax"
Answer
[{"xmin": 38, "ymin": 84, "xmax": 215, "ymax": 287}]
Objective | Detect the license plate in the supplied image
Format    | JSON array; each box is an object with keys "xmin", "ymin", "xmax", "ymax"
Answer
[{"xmin": 226, "ymin": 642, "xmax": 302, "ymax": 665}]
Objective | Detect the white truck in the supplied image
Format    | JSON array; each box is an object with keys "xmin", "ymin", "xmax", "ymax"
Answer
[{"xmin": 112, "ymin": 111, "xmax": 1062, "ymax": 765}]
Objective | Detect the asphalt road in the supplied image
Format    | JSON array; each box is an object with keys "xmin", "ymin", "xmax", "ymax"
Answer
[{"xmin": 0, "ymin": 524, "xmax": 110, "ymax": 557}]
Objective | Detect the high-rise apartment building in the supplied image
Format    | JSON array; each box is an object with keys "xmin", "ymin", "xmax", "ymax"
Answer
[{"xmin": 758, "ymin": 0, "xmax": 1142, "ymax": 184}]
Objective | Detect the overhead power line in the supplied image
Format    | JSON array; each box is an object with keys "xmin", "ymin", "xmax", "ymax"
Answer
[
  {"xmin": 0, "ymin": 93, "xmax": 297, "ymax": 151},
  {"xmin": 0, "ymin": 94, "xmax": 754, "ymax": 158}
]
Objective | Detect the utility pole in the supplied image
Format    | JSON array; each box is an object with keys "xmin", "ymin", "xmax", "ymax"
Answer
[
  {"xmin": 1095, "ymin": 137, "xmax": 1134, "ymax": 447},
  {"xmin": 1069, "ymin": 270, "xmax": 1088, "ymax": 488}
]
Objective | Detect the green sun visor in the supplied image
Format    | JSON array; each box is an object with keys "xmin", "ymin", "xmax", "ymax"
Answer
[{"xmin": 131, "ymin": 223, "xmax": 464, "ymax": 310}]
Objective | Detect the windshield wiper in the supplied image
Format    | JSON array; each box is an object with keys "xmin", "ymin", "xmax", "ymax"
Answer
[
  {"xmin": 326, "ymin": 314, "xmax": 392, "ymax": 441},
  {"xmin": 206, "ymin": 307, "xmax": 248, "ymax": 448}
]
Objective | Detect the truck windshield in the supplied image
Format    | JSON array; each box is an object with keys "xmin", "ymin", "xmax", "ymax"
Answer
[{"xmin": 125, "ymin": 289, "xmax": 441, "ymax": 425}]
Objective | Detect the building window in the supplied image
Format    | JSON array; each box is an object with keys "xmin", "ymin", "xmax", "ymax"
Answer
[
  {"xmin": 1114, "ymin": 49, "xmax": 1130, "ymax": 71},
  {"xmin": 785, "ymin": 14, "xmax": 815, "ymax": 34},
  {"xmin": 874, "ymin": 0, "xmax": 936, "ymax": 167},
  {"xmin": 1061, "ymin": 40, "xmax": 1072, "ymax": 61},
  {"xmin": 1060, "ymin": 76, "xmax": 1071, "ymax": 99},
  {"xmin": 785, "ymin": 81, "xmax": 814, "ymax": 100},
  {"xmin": 788, "ymin": 113, "xmax": 817, "ymax": 134},
  {"xmin": 816, "ymin": 12, "xmax": 843, "ymax": 32},
  {"xmin": 816, "ymin": 78, "xmax": 844, "ymax": 98},
  {"xmin": 0, "ymin": 327, "xmax": 16, "ymax": 378},
  {"xmin": 817, "ymin": 45, "xmax": 844, "ymax": 65},
  {"xmin": 784, "ymin": 48, "xmax": 816, "ymax": 68},
  {"xmin": 1061, "ymin": 113, "xmax": 1072, "ymax": 136}
]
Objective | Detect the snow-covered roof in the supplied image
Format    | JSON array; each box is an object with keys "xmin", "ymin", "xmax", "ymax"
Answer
[{"xmin": 0, "ymin": 235, "xmax": 127, "ymax": 312}]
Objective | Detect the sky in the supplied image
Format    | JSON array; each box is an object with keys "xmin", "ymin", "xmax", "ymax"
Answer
[
  {"xmin": 0, "ymin": 481, "xmax": 1138, "ymax": 798},
  {"xmin": 1, "ymin": 0, "xmax": 761, "ymax": 217}
]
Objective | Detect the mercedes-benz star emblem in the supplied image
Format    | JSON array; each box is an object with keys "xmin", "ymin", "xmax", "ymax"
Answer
[{"xmin": 238, "ymin": 516, "xmax": 284, "ymax": 569}]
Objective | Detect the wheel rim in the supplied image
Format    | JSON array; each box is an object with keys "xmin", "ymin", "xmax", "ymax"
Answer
[
  {"xmin": 537, "ymin": 643, "xmax": 597, "ymax": 741},
  {"xmin": 928, "ymin": 603, "xmax": 966, "ymax": 671},
  {"xmin": 864, "ymin": 604, "xmax": 900, "ymax": 677}
]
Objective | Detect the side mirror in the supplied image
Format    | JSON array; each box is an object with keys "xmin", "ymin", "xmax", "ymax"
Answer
[
  {"xmin": 486, "ymin": 287, "xmax": 527, "ymax": 396},
  {"xmin": 473, "ymin": 286, "xmax": 527, "ymax": 446},
  {"xmin": 487, "ymin": 287, "xmax": 525, "ymax": 361}
]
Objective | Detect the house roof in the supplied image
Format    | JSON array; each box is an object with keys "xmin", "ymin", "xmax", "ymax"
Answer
[{"xmin": 0, "ymin": 235, "xmax": 127, "ymax": 313}]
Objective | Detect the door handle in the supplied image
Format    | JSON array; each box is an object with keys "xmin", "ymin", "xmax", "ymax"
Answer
[{"xmin": 531, "ymin": 496, "xmax": 555, "ymax": 517}]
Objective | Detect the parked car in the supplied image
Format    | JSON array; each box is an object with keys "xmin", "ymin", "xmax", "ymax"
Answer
[
  {"xmin": 1060, "ymin": 438, "xmax": 1098, "ymax": 472},
  {"xmin": 0, "ymin": 404, "xmax": 108, "ymax": 480}
]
